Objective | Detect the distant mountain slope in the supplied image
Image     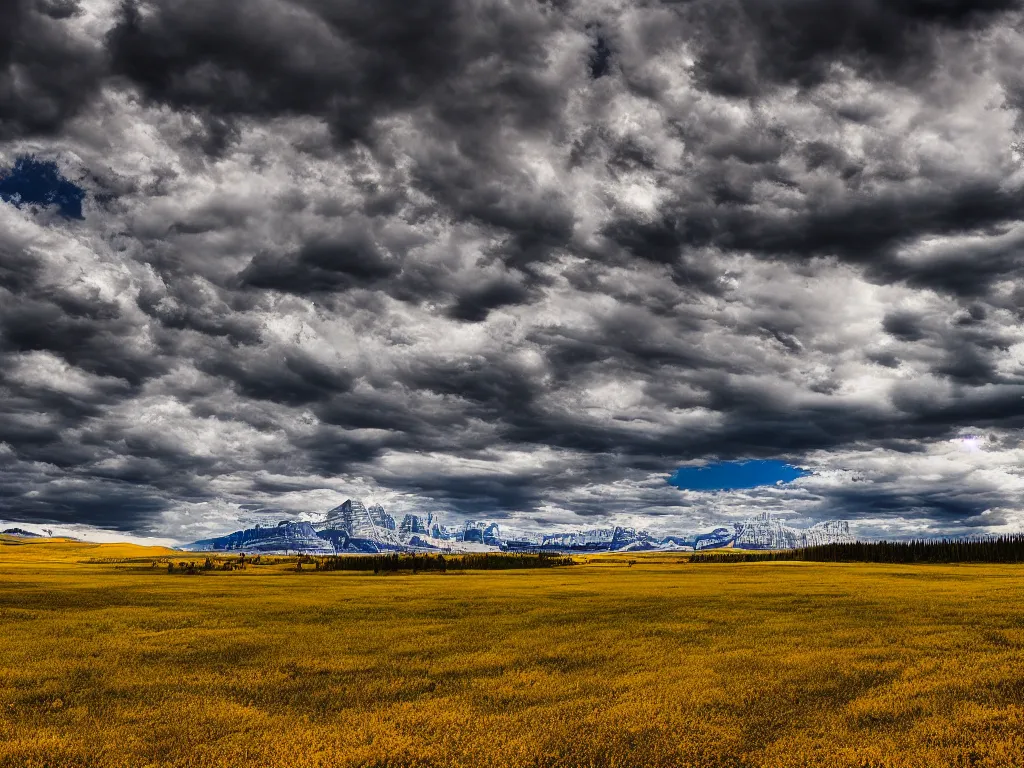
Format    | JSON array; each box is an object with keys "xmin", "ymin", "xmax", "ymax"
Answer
[
  {"xmin": 184, "ymin": 522, "xmax": 336, "ymax": 554},
  {"xmin": 183, "ymin": 502, "xmax": 854, "ymax": 555},
  {"xmin": 733, "ymin": 513, "xmax": 854, "ymax": 549}
]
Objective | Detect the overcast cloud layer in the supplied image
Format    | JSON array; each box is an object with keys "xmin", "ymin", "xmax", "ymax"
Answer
[{"xmin": 3, "ymin": 0, "xmax": 1024, "ymax": 542}]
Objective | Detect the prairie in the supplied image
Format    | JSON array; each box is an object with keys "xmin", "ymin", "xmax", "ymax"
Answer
[{"xmin": 2, "ymin": 537, "xmax": 1024, "ymax": 768}]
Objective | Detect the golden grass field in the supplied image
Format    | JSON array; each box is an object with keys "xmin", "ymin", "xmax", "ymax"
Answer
[{"xmin": 2, "ymin": 536, "xmax": 1024, "ymax": 768}]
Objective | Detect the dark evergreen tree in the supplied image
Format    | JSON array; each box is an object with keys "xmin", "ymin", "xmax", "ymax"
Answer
[{"xmin": 688, "ymin": 535, "xmax": 1024, "ymax": 564}]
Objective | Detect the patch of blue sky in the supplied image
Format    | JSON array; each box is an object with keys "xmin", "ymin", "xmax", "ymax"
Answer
[
  {"xmin": 668, "ymin": 459, "xmax": 810, "ymax": 492},
  {"xmin": 0, "ymin": 155, "xmax": 85, "ymax": 220}
]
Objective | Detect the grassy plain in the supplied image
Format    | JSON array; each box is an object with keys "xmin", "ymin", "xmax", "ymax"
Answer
[{"xmin": 2, "ymin": 537, "xmax": 1024, "ymax": 768}]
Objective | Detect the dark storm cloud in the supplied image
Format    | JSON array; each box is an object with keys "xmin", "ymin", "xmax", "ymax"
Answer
[
  {"xmin": 805, "ymin": 481, "xmax": 1009, "ymax": 528},
  {"xmin": 587, "ymin": 26, "xmax": 612, "ymax": 79},
  {"xmin": 0, "ymin": 0, "xmax": 105, "ymax": 138},
  {"xmin": 601, "ymin": 179, "xmax": 1024, "ymax": 300},
  {"xmin": 446, "ymin": 278, "xmax": 532, "ymax": 322},
  {"xmin": 106, "ymin": 0, "xmax": 563, "ymax": 146},
  {"xmin": 4, "ymin": 0, "xmax": 1024, "ymax": 538},
  {"xmin": 136, "ymin": 283, "xmax": 264, "ymax": 346},
  {"xmin": 0, "ymin": 478, "xmax": 171, "ymax": 528},
  {"xmin": 409, "ymin": 146, "xmax": 577, "ymax": 273},
  {"xmin": 595, "ymin": 2, "xmax": 1024, "ymax": 302},
  {"xmin": 686, "ymin": 0, "xmax": 1021, "ymax": 96},
  {"xmin": 239, "ymin": 231, "xmax": 401, "ymax": 295},
  {"xmin": 883, "ymin": 311, "xmax": 927, "ymax": 342},
  {"xmin": 313, "ymin": 388, "xmax": 458, "ymax": 436},
  {"xmin": 402, "ymin": 354, "xmax": 541, "ymax": 416},
  {"xmin": 0, "ymin": 267, "xmax": 165, "ymax": 388},
  {"xmin": 199, "ymin": 348, "xmax": 354, "ymax": 406}
]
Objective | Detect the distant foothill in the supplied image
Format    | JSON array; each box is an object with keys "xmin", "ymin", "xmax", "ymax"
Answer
[{"xmin": 1, "ymin": 528, "xmax": 42, "ymax": 538}]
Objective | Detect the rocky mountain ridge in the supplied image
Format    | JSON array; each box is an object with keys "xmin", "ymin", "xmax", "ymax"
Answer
[{"xmin": 184, "ymin": 503, "xmax": 854, "ymax": 555}]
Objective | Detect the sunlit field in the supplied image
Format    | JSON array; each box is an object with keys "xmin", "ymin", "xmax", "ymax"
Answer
[{"xmin": 3, "ymin": 536, "xmax": 1024, "ymax": 768}]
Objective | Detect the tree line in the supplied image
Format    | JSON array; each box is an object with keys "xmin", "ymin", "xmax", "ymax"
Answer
[
  {"xmin": 315, "ymin": 552, "xmax": 575, "ymax": 573},
  {"xmin": 159, "ymin": 552, "xmax": 574, "ymax": 573},
  {"xmin": 163, "ymin": 553, "xmax": 262, "ymax": 573},
  {"xmin": 687, "ymin": 535, "xmax": 1024, "ymax": 564}
]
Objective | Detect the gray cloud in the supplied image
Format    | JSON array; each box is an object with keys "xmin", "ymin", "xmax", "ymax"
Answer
[{"xmin": 1, "ymin": 0, "xmax": 1024, "ymax": 540}]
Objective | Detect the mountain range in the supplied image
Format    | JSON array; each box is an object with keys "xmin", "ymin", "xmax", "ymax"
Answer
[{"xmin": 183, "ymin": 503, "xmax": 853, "ymax": 555}]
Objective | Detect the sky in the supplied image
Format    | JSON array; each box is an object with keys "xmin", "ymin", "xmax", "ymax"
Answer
[{"xmin": 2, "ymin": 0, "xmax": 1024, "ymax": 544}]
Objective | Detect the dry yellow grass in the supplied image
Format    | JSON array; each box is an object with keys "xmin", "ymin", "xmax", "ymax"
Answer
[{"xmin": 2, "ymin": 538, "xmax": 1024, "ymax": 768}]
